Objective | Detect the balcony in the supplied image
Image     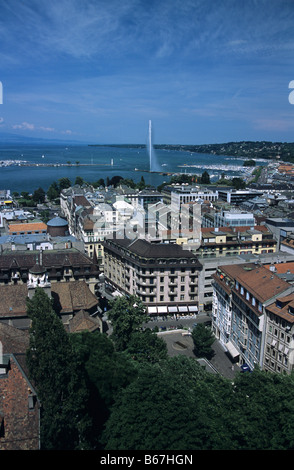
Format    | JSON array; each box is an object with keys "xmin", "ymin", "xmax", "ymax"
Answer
[{"xmin": 168, "ymin": 289, "xmax": 178, "ymax": 296}]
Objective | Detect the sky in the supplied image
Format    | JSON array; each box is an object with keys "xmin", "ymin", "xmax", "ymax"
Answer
[{"xmin": 1, "ymin": 0, "xmax": 294, "ymax": 144}]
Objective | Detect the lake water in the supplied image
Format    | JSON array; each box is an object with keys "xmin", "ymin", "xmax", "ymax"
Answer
[{"xmin": 0, "ymin": 143, "xmax": 264, "ymax": 194}]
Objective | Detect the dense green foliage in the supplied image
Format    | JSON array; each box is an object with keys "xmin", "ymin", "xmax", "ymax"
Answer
[
  {"xmin": 192, "ymin": 323, "xmax": 215, "ymax": 359},
  {"xmin": 107, "ymin": 295, "xmax": 147, "ymax": 351},
  {"xmin": 26, "ymin": 288, "xmax": 91, "ymax": 450},
  {"xmin": 153, "ymin": 141, "xmax": 294, "ymax": 162},
  {"xmin": 26, "ymin": 290, "xmax": 294, "ymax": 450}
]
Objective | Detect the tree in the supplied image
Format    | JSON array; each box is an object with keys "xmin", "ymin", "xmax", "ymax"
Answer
[
  {"xmin": 26, "ymin": 288, "xmax": 91, "ymax": 450},
  {"xmin": 75, "ymin": 176, "xmax": 84, "ymax": 186},
  {"xmin": 229, "ymin": 368, "xmax": 294, "ymax": 449},
  {"xmin": 108, "ymin": 175, "xmax": 123, "ymax": 187},
  {"xmin": 70, "ymin": 331, "xmax": 137, "ymax": 407},
  {"xmin": 47, "ymin": 181, "xmax": 60, "ymax": 201},
  {"xmin": 32, "ymin": 187, "xmax": 46, "ymax": 204},
  {"xmin": 92, "ymin": 178, "xmax": 105, "ymax": 188},
  {"xmin": 192, "ymin": 323, "xmax": 215, "ymax": 359},
  {"xmin": 101, "ymin": 356, "xmax": 234, "ymax": 450},
  {"xmin": 58, "ymin": 177, "xmax": 71, "ymax": 191},
  {"xmin": 70, "ymin": 330, "xmax": 138, "ymax": 449},
  {"xmin": 136, "ymin": 175, "xmax": 146, "ymax": 190},
  {"xmin": 232, "ymin": 177, "xmax": 246, "ymax": 189},
  {"xmin": 107, "ymin": 295, "xmax": 147, "ymax": 351},
  {"xmin": 200, "ymin": 170, "xmax": 211, "ymax": 185},
  {"xmin": 125, "ymin": 328, "xmax": 168, "ymax": 363}
]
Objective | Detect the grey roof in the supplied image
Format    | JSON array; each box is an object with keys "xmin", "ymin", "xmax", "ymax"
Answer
[
  {"xmin": 105, "ymin": 236, "xmax": 201, "ymax": 262},
  {"xmin": 47, "ymin": 217, "xmax": 68, "ymax": 227},
  {"xmin": 0, "ymin": 234, "xmax": 49, "ymax": 245}
]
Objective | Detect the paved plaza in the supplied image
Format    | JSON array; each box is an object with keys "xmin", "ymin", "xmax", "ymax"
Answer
[{"xmin": 158, "ymin": 327, "xmax": 240, "ymax": 380}]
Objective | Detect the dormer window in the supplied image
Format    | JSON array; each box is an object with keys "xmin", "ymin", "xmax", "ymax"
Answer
[{"xmin": 288, "ymin": 305, "xmax": 294, "ymax": 316}]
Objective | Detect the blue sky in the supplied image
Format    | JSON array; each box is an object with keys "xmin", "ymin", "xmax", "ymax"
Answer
[{"xmin": 1, "ymin": 0, "xmax": 294, "ymax": 144}]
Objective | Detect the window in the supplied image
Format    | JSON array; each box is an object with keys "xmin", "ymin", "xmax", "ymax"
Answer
[{"xmin": 0, "ymin": 418, "xmax": 4, "ymax": 438}]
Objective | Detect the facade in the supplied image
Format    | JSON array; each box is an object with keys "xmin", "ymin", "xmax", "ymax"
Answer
[
  {"xmin": 0, "ymin": 247, "xmax": 99, "ymax": 293},
  {"xmin": 103, "ymin": 236, "xmax": 201, "ymax": 316},
  {"xmin": 214, "ymin": 210, "xmax": 255, "ymax": 228},
  {"xmin": 0, "ymin": 352, "xmax": 40, "ymax": 450},
  {"xmin": 170, "ymin": 186, "xmax": 218, "ymax": 210},
  {"xmin": 217, "ymin": 189, "xmax": 262, "ymax": 204},
  {"xmin": 212, "ymin": 263, "xmax": 294, "ymax": 371},
  {"xmin": 199, "ymin": 225, "xmax": 277, "ymax": 259},
  {"xmin": 264, "ymin": 294, "xmax": 294, "ymax": 374}
]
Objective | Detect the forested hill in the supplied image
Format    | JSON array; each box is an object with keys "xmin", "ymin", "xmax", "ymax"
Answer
[
  {"xmin": 155, "ymin": 141, "xmax": 294, "ymax": 161},
  {"xmin": 92, "ymin": 141, "xmax": 294, "ymax": 163}
]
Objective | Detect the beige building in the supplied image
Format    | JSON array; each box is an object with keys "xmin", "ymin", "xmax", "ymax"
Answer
[
  {"xmin": 199, "ymin": 225, "xmax": 277, "ymax": 258},
  {"xmin": 103, "ymin": 236, "xmax": 202, "ymax": 316}
]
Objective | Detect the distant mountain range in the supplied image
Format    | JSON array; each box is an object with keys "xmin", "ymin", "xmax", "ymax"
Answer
[{"xmin": 0, "ymin": 131, "xmax": 89, "ymax": 145}]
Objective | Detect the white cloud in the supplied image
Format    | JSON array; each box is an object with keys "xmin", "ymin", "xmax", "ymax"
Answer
[
  {"xmin": 12, "ymin": 121, "xmax": 35, "ymax": 130},
  {"xmin": 39, "ymin": 126, "xmax": 55, "ymax": 132}
]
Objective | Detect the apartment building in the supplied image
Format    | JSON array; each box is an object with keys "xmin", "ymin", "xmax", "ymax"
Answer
[
  {"xmin": 217, "ymin": 188, "xmax": 262, "ymax": 204},
  {"xmin": 202, "ymin": 209, "xmax": 256, "ymax": 228},
  {"xmin": 0, "ymin": 247, "xmax": 99, "ymax": 293},
  {"xmin": 264, "ymin": 294, "xmax": 294, "ymax": 374},
  {"xmin": 103, "ymin": 236, "xmax": 202, "ymax": 316},
  {"xmin": 212, "ymin": 263, "xmax": 294, "ymax": 371},
  {"xmin": 199, "ymin": 225, "xmax": 277, "ymax": 259},
  {"xmin": 170, "ymin": 185, "xmax": 218, "ymax": 210}
]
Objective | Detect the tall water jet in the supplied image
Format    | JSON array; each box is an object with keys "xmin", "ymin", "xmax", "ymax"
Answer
[{"xmin": 147, "ymin": 120, "xmax": 160, "ymax": 172}]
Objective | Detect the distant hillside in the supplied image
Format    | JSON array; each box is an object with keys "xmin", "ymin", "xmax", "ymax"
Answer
[
  {"xmin": 0, "ymin": 132, "xmax": 88, "ymax": 145},
  {"xmin": 153, "ymin": 141, "xmax": 294, "ymax": 162},
  {"xmin": 90, "ymin": 141, "xmax": 294, "ymax": 162}
]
